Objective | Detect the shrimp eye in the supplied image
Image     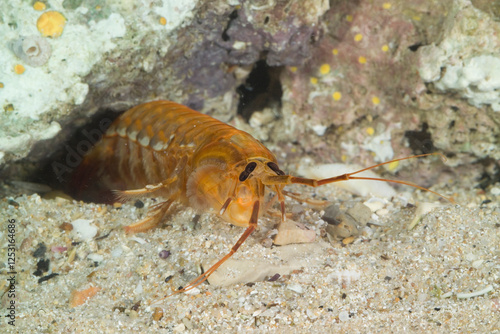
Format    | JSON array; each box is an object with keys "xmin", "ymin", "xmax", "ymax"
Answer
[
  {"xmin": 239, "ymin": 162, "xmax": 257, "ymax": 181},
  {"xmin": 267, "ymin": 162, "xmax": 285, "ymax": 175}
]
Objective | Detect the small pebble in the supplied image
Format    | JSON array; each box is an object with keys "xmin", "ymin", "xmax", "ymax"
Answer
[
  {"xmin": 376, "ymin": 208, "xmax": 389, "ymax": 216},
  {"xmin": 322, "ymin": 205, "xmax": 341, "ymax": 224},
  {"xmin": 268, "ymin": 273, "xmax": 280, "ymax": 282},
  {"xmin": 182, "ymin": 317, "xmax": 193, "ymax": 330},
  {"xmin": 472, "ymin": 259, "xmax": 484, "ymax": 268},
  {"xmin": 346, "ymin": 203, "xmax": 371, "ymax": 225},
  {"xmin": 339, "ymin": 310, "xmax": 349, "ymax": 322},
  {"xmin": 71, "ymin": 219, "xmax": 97, "ymax": 240},
  {"xmin": 327, "ymin": 217, "xmax": 358, "ymax": 239},
  {"xmin": 363, "ymin": 198, "xmax": 386, "ymax": 212},
  {"xmin": 465, "ymin": 253, "xmax": 477, "ymax": 262},
  {"xmin": 87, "ymin": 253, "xmax": 104, "ymax": 262},
  {"xmin": 441, "ymin": 292, "xmax": 453, "ymax": 298},
  {"xmin": 32, "ymin": 242, "xmax": 47, "ymax": 258},
  {"xmin": 274, "ymin": 220, "xmax": 315, "ymax": 245},
  {"xmin": 34, "ymin": 258, "xmax": 50, "ymax": 276},
  {"xmin": 67, "ymin": 248, "xmax": 77, "ymax": 263},
  {"xmin": 129, "ymin": 236, "xmax": 147, "ymax": 244},
  {"xmin": 59, "ymin": 222, "xmax": 73, "ymax": 232},
  {"xmin": 159, "ymin": 250, "xmax": 171, "ymax": 259},
  {"xmin": 69, "ymin": 286, "xmax": 100, "ymax": 307},
  {"xmin": 324, "ymin": 205, "xmax": 359, "ymax": 240},
  {"xmin": 51, "ymin": 246, "xmax": 67, "ymax": 253},
  {"xmin": 129, "ymin": 310, "xmax": 138, "ymax": 319},
  {"xmin": 490, "ymin": 186, "xmax": 500, "ymax": 196},
  {"xmin": 111, "ymin": 246, "xmax": 123, "ymax": 257},
  {"xmin": 418, "ymin": 293, "xmax": 428, "ymax": 302},
  {"xmin": 152, "ymin": 307, "xmax": 163, "ymax": 321},
  {"xmin": 408, "ymin": 202, "xmax": 441, "ymax": 230},
  {"xmin": 38, "ymin": 273, "xmax": 59, "ymax": 284},
  {"xmin": 342, "ymin": 236, "xmax": 355, "ymax": 245},
  {"xmin": 113, "ymin": 306, "xmax": 126, "ymax": 313},
  {"xmin": 173, "ymin": 323, "xmax": 186, "ymax": 332},
  {"xmin": 185, "ymin": 287, "xmax": 200, "ymax": 295},
  {"xmin": 287, "ymin": 283, "xmax": 303, "ymax": 294},
  {"xmin": 249, "ymin": 108, "xmax": 275, "ymax": 128},
  {"xmin": 7, "ymin": 198, "xmax": 20, "ymax": 208},
  {"xmin": 260, "ymin": 237, "xmax": 273, "ymax": 248}
]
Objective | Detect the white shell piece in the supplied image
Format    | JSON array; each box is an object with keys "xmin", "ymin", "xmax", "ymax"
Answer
[{"xmin": 71, "ymin": 219, "xmax": 97, "ymax": 240}]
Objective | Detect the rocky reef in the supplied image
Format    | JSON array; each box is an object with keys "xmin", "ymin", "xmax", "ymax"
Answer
[{"xmin": 0, "ymin": 0, "xmax": 498, "ymax": 193}]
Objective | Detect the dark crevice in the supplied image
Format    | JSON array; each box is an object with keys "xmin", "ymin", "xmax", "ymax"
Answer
[
  {"xmin": 476, "ymin": 158, "xmax": 500, "ymax": 190},
  {"xmin": 408, "ymin": 42, "xmax": 423, "ymax": 52},
  {"xmin": 404, "ymin": 122, "xmax": 436, "ymax": 154},
  {"xmin": 236, "ymin": 60, "xmax": 283, "ymax": 121},
  {"xmin": 477, "ymin": 170, "xmax": 500, "ymax": 190},
  {"xmin": 34, "ymin": 107, "xmax": 123, "ymax": 192},
  {"xmin": 222, "ymin": 9, "xmax": 238, "ymax": 42}
]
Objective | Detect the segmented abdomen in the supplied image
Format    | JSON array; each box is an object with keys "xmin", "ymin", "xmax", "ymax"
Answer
[{"xmin": 72, "ymin": 100, "xmax": 275, "ymax": 203}]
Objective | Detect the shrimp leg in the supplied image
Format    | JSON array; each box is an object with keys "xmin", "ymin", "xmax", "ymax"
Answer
[
  {"xmin": 152, "ymin": 201, "xmax": 260, "ymax": 303},
  {"xmin": 124, "ymin": 198, "xmax": 174, "ymax": 233}
]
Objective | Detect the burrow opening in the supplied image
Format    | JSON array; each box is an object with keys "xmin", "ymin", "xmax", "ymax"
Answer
[
  {"xmin": 236, "ymin": 60, "xmax": 283, "ymax": 122},
  {"xmin": 404, "ymin": 122, "xmax": 436, "ymax": 155},
  {"xmin": 34, "ymin": 107, "xmax": 123, "ymax": 194}
]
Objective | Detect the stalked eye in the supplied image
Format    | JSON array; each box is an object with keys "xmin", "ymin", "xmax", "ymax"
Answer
[
  {"xmin": 267, "ymin": 162, "xmax": 285, "ymax": 175},
  {"xmin": 239, "ymin": 162, "xmax": 257, "ymax": 181}
]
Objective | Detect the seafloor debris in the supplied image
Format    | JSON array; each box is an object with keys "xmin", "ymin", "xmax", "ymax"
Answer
[
  {"xmin": 273, "ymin": 219, "xmax": 316, "ymax": 245},
  {"xmin": 69, "ymin": 286, "xmax": 101, "ymax": 307},
  {"xmin": 323, "ymin": 202, "xmax": 372, "ymax": 241}
]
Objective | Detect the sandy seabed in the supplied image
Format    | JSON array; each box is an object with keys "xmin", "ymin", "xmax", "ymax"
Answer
[{"xmin": 0, "ymin": 177, "xmax": 499, "ymax": 333}]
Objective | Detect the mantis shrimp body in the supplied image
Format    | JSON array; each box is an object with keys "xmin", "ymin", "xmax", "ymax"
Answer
[{"xmin": 73, "ymin": 100, "xmax": 450, "ymax": 297}]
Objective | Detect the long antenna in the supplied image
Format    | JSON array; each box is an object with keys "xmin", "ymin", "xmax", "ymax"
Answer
[{"xmin": 290, "ymin": 152, "xmax": 454, "ymax": 203}]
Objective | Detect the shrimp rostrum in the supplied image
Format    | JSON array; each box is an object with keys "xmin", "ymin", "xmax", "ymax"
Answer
[{"xmin": 72, "ymin": 100, "xmax": 452, "ymax": 297}]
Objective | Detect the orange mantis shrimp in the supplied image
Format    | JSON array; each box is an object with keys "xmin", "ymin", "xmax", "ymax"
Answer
[{"xmin": 72, "ymin": 100, "xmax": 452, "ymax": 298}]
